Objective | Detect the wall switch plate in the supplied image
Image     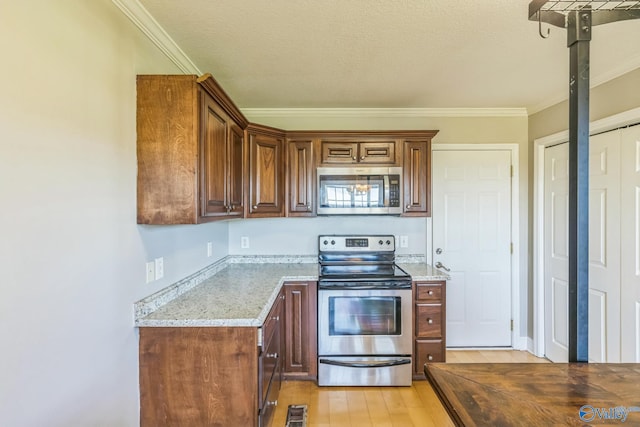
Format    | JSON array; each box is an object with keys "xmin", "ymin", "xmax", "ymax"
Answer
[
  {"xmin": 154, "ymin": 257, "xmax": 164, "ymax": 280},
  {"xmin": 145, "ymin": 261, "xmax": 155, "ymax": 283},
  {"xmin": 241, "ymin": 236, "xmax": 250, "ymax": 249},
  {"xmin": 207, "ymin": 242, "xmax": 213, "ymax": 257},
  {"xmin": 400, "ymin": 235, "xmax": 409, "ymax": 248}
]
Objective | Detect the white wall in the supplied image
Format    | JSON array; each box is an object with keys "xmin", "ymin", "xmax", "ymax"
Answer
[
  {"xmin": 0, "ymin": 1, "xmax": 229, "ymax": 426},
  {"xmin": 229, "ymin": 217, "xmax": 429, "ymax": 256}
]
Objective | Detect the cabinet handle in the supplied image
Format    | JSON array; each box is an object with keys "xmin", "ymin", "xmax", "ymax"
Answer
[
  {"xmin": 272, "ymin": 315, "xmax": 279, "ymax": 321},
  {"xmin": 427, "ymin": 318, "xmax": 433, "ymax": 324},
  {"xmin": 265, "ymin": 400, "xmax": 278, "ymax": 408},
  {"xmin": 428, "ymin": 355, "xmax": 434, "ymax": 361},
  {"xmin": 266, "ymin": 353, "xmax": 279, "ymax": 359}
]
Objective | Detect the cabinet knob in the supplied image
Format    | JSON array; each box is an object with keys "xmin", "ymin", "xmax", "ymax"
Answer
[
  {"xmin": 428, "ymin": 290, "xmax": 434, "ymax": 295},
  {"xmin": 253, "ymin": 205, "xmax": 258, "ymax": 209},
  {"xmin": 428, "ymin": 355, "xmax": 434, "ymax": 361},
  {"xmin": 352, "ymin": 156, "xmax": 356, "ymax": 160},
  {"xmin": 307, "ymin": 205, "xmax": 312, "ymax": 211},
  {"xmin": 427, "ymin": 318, "xmax": 433, "ymax": 324},
  {"xmin": 406, "ymin": 205, "xmax": 411, "ymax": 209},
  {"xmin": 360, "ymin": 156, "xmax": 365, "ymax": 160}
]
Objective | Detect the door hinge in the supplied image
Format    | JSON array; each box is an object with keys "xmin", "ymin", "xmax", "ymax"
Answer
[
  {"xmin": 510, "ymin": 242, "xmax": 513, "ymax": 254},
  {"xmin": 510, "ymin": 165, "xmax": 514, "ymax": 177},
  {"xmin": 510, "ymin": 319, "xmax": 514, "ymax": 331}
]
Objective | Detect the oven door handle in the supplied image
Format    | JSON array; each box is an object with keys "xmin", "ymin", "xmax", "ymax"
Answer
[{"xmin": 318, "ymin": 358, "xmax": 411, "ymax": 368}]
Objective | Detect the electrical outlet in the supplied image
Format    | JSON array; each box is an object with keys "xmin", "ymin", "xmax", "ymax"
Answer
[
  {"xmin": 241, "ymin": 236, "xmax": 250, "ymax": 249},
  {"xmin": 154, "ymin": 257, "xmax": 164, "ymax": 280},
  {"xmin": 145, "ymin": 261, "xmax": 155, "ymax": 283},
  {"xmin": 207, "ymin": 242, "xmax": 213, "ymax": 257},
  {"xmin": 400, "ymin": 235, "xmax": 409, "ymax": 248}
]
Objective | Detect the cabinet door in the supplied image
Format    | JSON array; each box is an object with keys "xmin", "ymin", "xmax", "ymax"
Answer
[
  {"xmin": 283, "ymin": 281, "xmax": 317, "ymax": 379},
  {"xmin": 287, "ymin": 140, "xmax": 315, "ymax": 216},
  {"xmin": 201, "ymin": 93, "xmax": 230, "ymax": 217},
  {"xmin": 227, "ymin": 124, "xmax": 244, "ymax": 217},
  {"xmin": 249, "ymin": 132, "xmax": 284, "ymax": 216},
  {"xmin": 358, "ymin": 141, "xmax": 396, "ymax": 164},
  {"xmin": 403, "ymin": 140, "xmax": 431, "ymax": 216},
  {"xmin": 321, "ymin": 141, "xmax": 358, "ymax": 164}
]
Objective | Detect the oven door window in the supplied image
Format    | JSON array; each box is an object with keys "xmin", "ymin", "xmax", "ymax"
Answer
[
  {"xmin": 328, "ymin": 296, "xmax": 401, "ymax": 335},
  {"xmin": 319, "ymin": 175, "xmax": 384, "ymax": 208}
]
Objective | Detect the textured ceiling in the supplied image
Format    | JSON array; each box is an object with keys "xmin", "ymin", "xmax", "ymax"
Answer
[{"xmin": 137, "ymin": 0, "xmax": 640, "ymax": 112}]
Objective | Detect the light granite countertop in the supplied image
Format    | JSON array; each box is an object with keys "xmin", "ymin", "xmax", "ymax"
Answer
[{"xmin": 135, "ymin": 256, "xmax": 448, "ymax": 328}]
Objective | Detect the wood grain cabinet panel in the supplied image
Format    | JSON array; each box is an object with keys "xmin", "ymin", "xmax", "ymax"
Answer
[
  {"xmin": 136, "ymin": 74, "xmax": 248, "ymax": 224},
  {"xmin": 283, "ymin": 281, "xmax": 318, "ymax": 380},
  {"xmin": 287, "ymin": 139, "xmax": 315, "ymax": 216},
  {"xmin": 413, "ymin": 281, "xmax": 446, "ymax": 378},
  {"xmin": 247, "ymin": 124, "xmax": 285, "ymax": 218},
  {"xmin": 403, "ymin": 139, "xmax": 432, "ymax": 216}
]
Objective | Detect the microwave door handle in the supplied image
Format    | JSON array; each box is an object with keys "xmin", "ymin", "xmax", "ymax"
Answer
[
  {"xmin": 319, "ymin": 358, "xmax": 411, "ymax": 368},
  {"xmin": 383, "ymin": 174, "xmax": 390, "ymax": 207}
]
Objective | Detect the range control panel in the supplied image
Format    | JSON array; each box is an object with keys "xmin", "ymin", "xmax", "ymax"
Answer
[{"xmin": 318, "ymin": 235, "xmax": 396, "ymax": 252}]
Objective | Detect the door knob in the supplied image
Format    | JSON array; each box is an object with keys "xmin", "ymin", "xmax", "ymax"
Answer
[
  {"xmin": 435, "ymin": 248, "xmax": 443, "ymax": 254},
  {"xmin": 435, "ymin": 261, "xmax": 451, "ymax": 272}
]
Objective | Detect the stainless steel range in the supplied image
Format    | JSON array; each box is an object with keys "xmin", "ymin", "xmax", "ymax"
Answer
[{"xmin": 317, "ymin": 234, "xmax": 413, "ymax": 386}]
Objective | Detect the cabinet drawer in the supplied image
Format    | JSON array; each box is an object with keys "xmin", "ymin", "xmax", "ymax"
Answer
[
  {"xmin": 321, "ymin": 142, "xmax": 358, "ymax": 163},
  {"xmin": 415, "ymin": 339, "xmax": 445, "ymax": 373},
  {"xmin": 415, "ymin": 304, "xmax": 442, "ymax": 338},
  {"xmin": 262, "ymin": 295, "xmax": 283, "ymax": 349},
  {"xmin": 416, "ymin": 284, "xmax": 442, "ymax": 301},
  {"xmin": 259, "ymin": 358, "xmax": 282, "ymax": 427},
  {"xmin": 260, "ymin": 325, "xmax": 280, "ymax": 408},
  {"xmin": 359, "ymin": 142, "xmax": 395, "ymax": 164}
]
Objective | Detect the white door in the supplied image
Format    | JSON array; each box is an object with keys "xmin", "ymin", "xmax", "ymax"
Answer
[
  {"xmin": 543, "ymin": 143, "xmax": 570, "ymax": 362},
  {"xmin": 432, "ymin": 150, "xmax": 512, "ymax": 347},
  {"xmin": 543, "ymin": 132, "xmax": 621, "ymax": 362},
  {"xmin": 621, "ymin": 124, "xmax": 640, "ymax": 362}
]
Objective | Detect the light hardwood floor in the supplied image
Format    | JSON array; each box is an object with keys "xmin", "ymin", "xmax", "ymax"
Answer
[{"xmin": 271, "ymin": 350, "xmax": 548, "ymax": 427}]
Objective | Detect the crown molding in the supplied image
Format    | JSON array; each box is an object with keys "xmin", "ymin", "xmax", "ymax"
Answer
[
  {"xmin": 242, "ymin": 107, "xmax": 528, "ymax": 118},
  {"xmin": 111, "ymin": 0, "xmax": 201, "ymax": 74}
]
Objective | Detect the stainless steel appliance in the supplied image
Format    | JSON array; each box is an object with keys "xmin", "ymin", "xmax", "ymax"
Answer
[
  {"xmin": 316, "ymin": 166, "xmax": 402, "ymax": 215},
  {"xmin": 317, "ymin": 235, "xmax": 413, "ymax": 386}
]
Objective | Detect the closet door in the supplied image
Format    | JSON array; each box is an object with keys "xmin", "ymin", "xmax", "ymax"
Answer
[
  {"xmin": 621, "ymin": 124, "xmax": 640, "ymax": 363},
  {"xmin": 587, "ymin": 131, "xmax": 620, "ymax": 363}
]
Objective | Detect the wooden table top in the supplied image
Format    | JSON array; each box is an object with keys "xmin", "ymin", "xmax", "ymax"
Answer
[{"xmin": 424, "ymin": 363, "xmax": 640, "ymax": 427}]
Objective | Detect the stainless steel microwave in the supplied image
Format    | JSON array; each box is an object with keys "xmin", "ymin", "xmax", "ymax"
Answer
[{"xmin": 317, "ymin": 166, "xmax": 402, "ymax": 215}]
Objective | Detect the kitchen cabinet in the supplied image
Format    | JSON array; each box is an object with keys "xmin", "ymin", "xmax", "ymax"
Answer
[
  {"xmin": 247, "ymin": 124, "xmax": 285, "ymax": 218},
  {"xmin": 283, "ymin": 281, "xmax": 317, "ymax": 379},
  {"xmin": 320, "ymin": 140, "xmax": 396, "ymax": 165},
  {"xmin": 136, "ymin": 74, "xmax": 248, "ymax": 224},
  {"xmin": 286, "ymin": 139, "xmax": 315, "ymax": 216},
  {"xmin": 200, "ymin": 92, "xmax": 245, "ymax": 218},
  {"xmin": 138, "ymin": 290, "xmax": 285, "ymax": 427},
  {"xmin": 413, "ymin": 280, "xmax": 446, "ymax": 378},
  {"xmin": 403, "ymin": 139, "xmax": 432, "ymax": 216}
]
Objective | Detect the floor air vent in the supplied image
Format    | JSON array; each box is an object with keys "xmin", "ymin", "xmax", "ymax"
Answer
[{"xmin": 285, "ymin": 404, "xmax": 307, "ymax": 427}]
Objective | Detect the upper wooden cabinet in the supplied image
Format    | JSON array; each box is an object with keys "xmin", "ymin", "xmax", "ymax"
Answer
[
  {"xmin": 136, "ymin": 74, "xmax": 248, "ymax": 224},
  {"xmin": 247, "ymin": 124, "xmax": 285, "ymax": 218},
  {"xmin": 403, "ymin": 138, "xmax": 433, "ymax": 216},
  {"xmin": 286, "ymin": 139, "xmax": 315, "ymax": 216},
  {"xmin": 321, "ymin": 140, "xmax": 397, "ymax": 165}
]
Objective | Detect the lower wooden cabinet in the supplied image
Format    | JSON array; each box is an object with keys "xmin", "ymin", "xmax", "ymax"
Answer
[
  {"xmin": 282, "ymin": 281, "xmax": 317, "ymax": 379},
  {"xmin": 413, "ymin": 280, "xmax": 446, "ymax": 379},
  {"xmin": 138, "ymin": 291, "xmax": 286, "ymax": 427}
]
